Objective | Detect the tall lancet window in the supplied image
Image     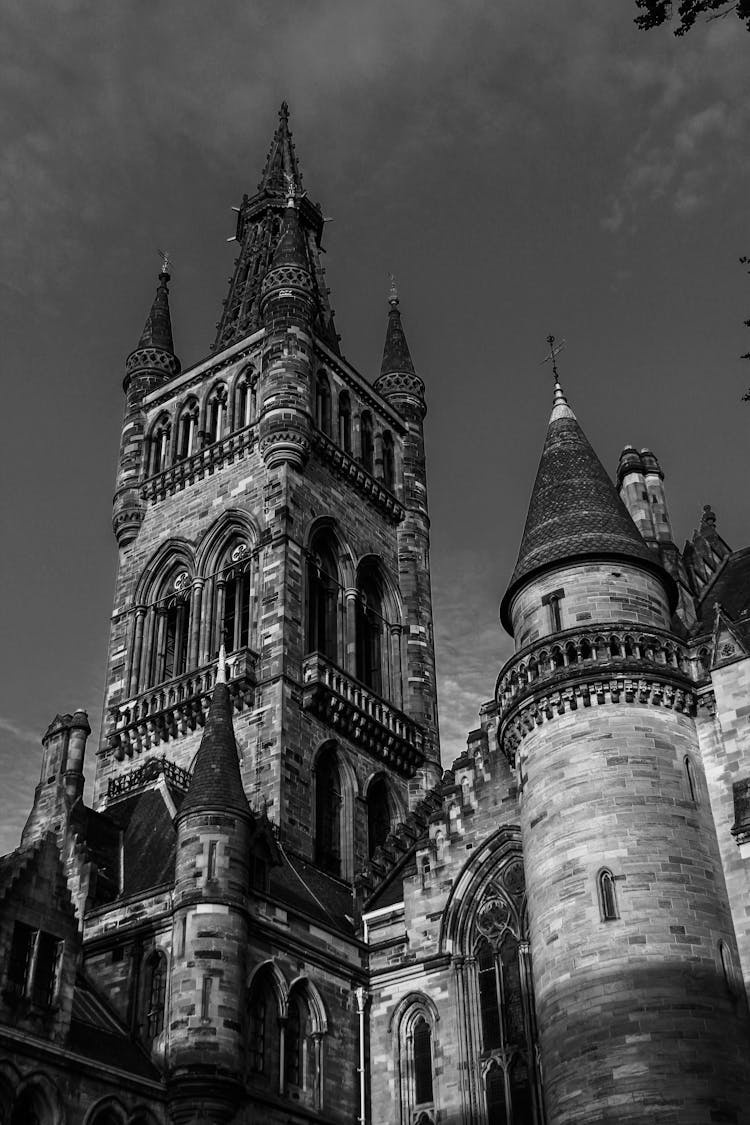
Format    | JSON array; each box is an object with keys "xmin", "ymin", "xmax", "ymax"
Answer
[
  {"xmin": 395, "ymin": 998, "xmax": 438, "ymax": 1125},
  {"xmin": 338, "ymin": 391, "xmax": 352, "ymax": 453},
  {"xmin": 217, "ymin": 542, "xmax": 253, "ymax": 654},
  {"xmin": 360, "ymin": 410, "xmax": 374, "ymax": 474},
  {"xmin": 236, "ymin": 372, "xmax": 258, "ymax": 429},
  {"xmin": 177, "ymin": 397, "xmax": 199, "ymax": 460},
  {"xmin": 316, "ymin": 372, "xmax": 332, "ymax": 436},
  {"xmin": 148, "ymin": 414, "xmax": 171, "ymax": 476},
  {"xmin": 315, "ymin": 743, "xmax": 342, "ymax": 876},
  {"xmin": 382, "ymin": 430, "xmax": 395, "ymax": 491},
  {"xmin": 356, "ymin": 561, "xmax": 388, "ymax": 696},
  {"xmin": 471, "ymin": 886, "xmax": 540, "ymax": 1125},
  {"xmin": 207, "ymin": 384, "xmax": 228, "ymax": 443},
  {"xmin": 306, "ymin": 529, "xmax": 340, "ymax": 663}
]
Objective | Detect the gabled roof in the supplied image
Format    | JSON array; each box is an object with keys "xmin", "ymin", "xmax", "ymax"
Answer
[{"xmin": 500, "ymin": 382, "xmax": 675, "ymax": 632}]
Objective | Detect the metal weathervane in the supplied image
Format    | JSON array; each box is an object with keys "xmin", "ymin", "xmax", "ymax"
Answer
[
  {"xmin": 157, "ymin": 248, "xmax": 172, "ymax": 275},
  {"xmin": 540, "ymin": 334, "xmax": 566, "ymax": 382}
]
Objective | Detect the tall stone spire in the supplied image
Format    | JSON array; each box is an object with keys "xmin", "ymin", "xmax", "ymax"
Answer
[
  {"xmin": 500, "ymin": 378, "xmax": 675, "ymax": 631},
  {"xmin": 213, "ymin": 103, "xmax": 339, "ymax": 354}
]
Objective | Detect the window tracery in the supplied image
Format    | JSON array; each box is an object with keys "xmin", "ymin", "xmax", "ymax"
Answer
[{"xmin": 177, "ymin": 398, "xmax": 199, "ymax": 460}]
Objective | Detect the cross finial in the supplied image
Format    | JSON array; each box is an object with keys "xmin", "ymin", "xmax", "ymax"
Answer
[
  {"xmin": 389, "ymin": 273, "xmax": 399, "ymax": 306},
  {"xmin": 157, "ymin": 248, "xmax": 172, "ymax": 276}
]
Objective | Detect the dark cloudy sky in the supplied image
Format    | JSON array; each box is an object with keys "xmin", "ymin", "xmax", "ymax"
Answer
[{"xmin": 1, "ymin": 1, "xmax": 749, "ymax": 853}]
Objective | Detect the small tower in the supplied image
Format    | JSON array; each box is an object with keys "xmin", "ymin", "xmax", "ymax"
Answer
[
  {"xmin": 374, "ymin": 283, "xmax": 440, "ymax": 778},
  {"xmin": 113, "ymin": 264, "xmax": 180, "ymax": 546},
  {"xmin": 21, "ymin": 710, "xmax": 91, "ymax": 848},
  {"xmin": 497, "ymin": 376, "xmax": 750, "ymax": 1123},
  {"xmin": 167, "ymin": 649, "xmax": 253, "ymax": 1125}
]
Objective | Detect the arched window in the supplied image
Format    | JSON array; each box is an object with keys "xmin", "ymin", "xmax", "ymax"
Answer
[
  {"xmin": 360, "ymin": 411, "xmax": 374, "ymax": 474},
  {"xmin": 477, "ymin": 938, "xmax": 503, "ymax": 1050},
  {"xmin": 338, "ymin": 391, "xmax": 352, "ymax": 454},
  {"xmin": 367, "ymin": 776, "xmax": 392, "ymax": 858},
  {"xmin": 236, "ymin": 373, "xmax": 258, "ymax": 429},
  {"xmin": 316, "ymin": 373, "xmax": 332, "ymax": 436},
  {"xmin": 306, "ymin": 530, "xmax": 340, "ymax": 663},
  {"xmin": 396, "ymin": 1001, "xmax": 437, "ymax": 1123},
  {"xmin": 284, "ymin": 983, "xmax": 323, "ymax": 1108},
  {"xmin": 10, "ymin": 1085, "xmax": 54, "ymax": 1125},
  {"xmin": 147, "ymin": 414, "xmax": 171, "ymax": 476},
  {"xmin": 382, "ymin": 430, "xmax": 395, "ymax": 490},
  {"xmin": 207, "ymin": 384, "xmax": 228, "ymax": 444},
  {"xmin": 485, "ymin": 1060, "xmax": 507, "ymax": 1125},
  {"xmin": 598, "ymin": 869, "xmax": 618, "ymax": 921},
  {"xmin": 413, "ymin": 1017, "xmax": 433, "ymax": 1105},
  {"xmin": 216, "ymin": 543, "xmax": 253, "ymax": 654},
  {"xmin": 177, "ymin": 398, "xmax": 199, "ymax": 460},
  {"xmin": 356, "ymin": 564, "xmax": 385, "ymax": 695},
  {"xmin": 247, "ymin": 969, "xmax": 280, "ymax": 1086},
  {"xmin": 315, "ymin": 744, "xmax": 342, "ymax": 876},
  {"xmin": 142, "ymin": 951, "xmax": 166, "ymax": 1043},
  {"xmin": 609, "ymin": 636, "xmax": 620, "ymax": 658}
]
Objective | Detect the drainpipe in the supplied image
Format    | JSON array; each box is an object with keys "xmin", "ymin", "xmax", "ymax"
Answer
[{"xmin": 355, "ymin": 986, "xmax": 368, "ymax": 1125}]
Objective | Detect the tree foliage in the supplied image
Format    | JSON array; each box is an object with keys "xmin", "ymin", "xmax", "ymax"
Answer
[{"xmin": 635, "ymin": 0, "xmax": 750, "ymax": 34}]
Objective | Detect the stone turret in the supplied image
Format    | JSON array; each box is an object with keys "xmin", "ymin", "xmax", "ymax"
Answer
[
  {"xmin": 21, "ymin": 711, "xmax": 91, "ymax": 848},
  {"xmin": 374, "ymin": 286, "xmax": 440, "ymax": 782},
  {"xmin": 167, "ymin": 649, "xmax": 252, "ymax": 1125},
  {"xmin": 496, "ymin": 377, "xmax": 750, "ymax": 1124},
  {"xmin": 257, "ymin": 185, "xmax": 314, "ymax": 471},
  {"xmin": 113, "ymin": 267, "xmax": 180, "ymax": 546}
]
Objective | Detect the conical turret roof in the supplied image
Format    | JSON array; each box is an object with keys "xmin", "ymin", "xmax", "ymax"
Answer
[
  {"xmin": 380, "ymin": 290, "xmax": 416, "ymax": 377},
  {"xmin": 269, "ymin": 199, "xmax": 309, "ymax": 272},
  {"xmin": 500, "ymin": 381, "xmax": 675, "ymax": 632},
  {"xmin": 179, "ymin": 653, "xmax": 250, "ymax": 819},
  {"xmin": 137, "ymin": 269, "xmax": 175, "ymax": 353}
]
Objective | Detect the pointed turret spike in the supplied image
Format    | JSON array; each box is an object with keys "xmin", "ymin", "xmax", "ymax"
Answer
[
  {"xmin": 137, "ymin": 268, "xmax": 175, "ymax": 353},
  {"xmin": 216, "ymin": 643, "xmax": 227, "ymax": 684},
  {"xmin": 380, "ymin": 285, "xmax": 415, "ymax": 377}
]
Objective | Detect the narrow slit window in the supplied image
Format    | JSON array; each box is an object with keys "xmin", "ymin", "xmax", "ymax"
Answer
[{"xmin": 598, "ymin": 869, "xmax": 618, "ymax": 921}]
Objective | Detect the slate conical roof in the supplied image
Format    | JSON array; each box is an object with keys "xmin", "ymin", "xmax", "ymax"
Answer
[
  {"xmin": 269, "ymin": 198, "xmax": 309, "ymax": 272},
  {"xmin": 499, "ymin": 381, "xmax": 675, "ymax": 633},
  {"xmin": 179, "ymin": 652, "xmax": 250, "ymax": 820},
  {"xmin": 380, "ymin": 291, "xmax": 416, "ymax": 377},
  {"xmin": 137, "ymin": 270, "xmax": 175, "ymax": 353}
]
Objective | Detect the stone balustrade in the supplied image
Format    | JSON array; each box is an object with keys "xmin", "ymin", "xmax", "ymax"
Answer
[
  {"xmin": 310, "ymin": 430, "xmax": 404, "ymax": 524},
  {"xmin": 302, "ymin": 652, "xmax": 424, "ymax": 776},
  {"xmin": 496, "ymin": 624, "xmax": 700, "ymax": 717},
  {"xmin": 140, "ymin": 423, "xmax": 257, "ymax": 503},
  {"xmin": 106, "ymin": 648, "xmax": 258, "ymax": 760}
]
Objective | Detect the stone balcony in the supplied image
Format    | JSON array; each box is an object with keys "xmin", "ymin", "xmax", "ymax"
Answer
[
  {"xmin": 496, "ymin": 624, "xmax": 697, "ymax": 713},
  {"xmin": 140, "ymin": 423, "xmax": 257, "ymax": 504},
  {"xmin": 310, "ymin": 430, "xmax": 404, "ymax": 524},
  {"xmin": 302, "ymin": 653, "xmax": 425, "ymax": 777},
  {"xmin": 496, "ymin": 625, "xmax": 698, "ymax": 760},
  {"xmin": 106, "ymin": 647, "xmax": 258, "ymax": 760}
]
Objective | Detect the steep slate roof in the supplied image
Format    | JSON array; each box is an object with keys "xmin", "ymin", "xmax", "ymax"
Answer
[
  {"xmin": 178, "ymin": 676, "xmax": 250, "ymax": 820},
  {"xmin": 257, "ymin": 100, "xmax": 304, "ymax": 196},
  {"xmin": 70, "ymin": 973, "xmax": 161, "ymax": 1079},
  {"xmin": 693, "ymin": 546, "xmax": 750, "ymax": 637},
  {"xmin": 269, "ymin": 200, "xmax": 309, "ymax": 272},
  {"xmin": 500, "ymin": 383, "xmax": 675, "ymax": 632}
]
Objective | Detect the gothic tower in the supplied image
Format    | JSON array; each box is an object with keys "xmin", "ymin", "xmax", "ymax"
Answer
[{"xmin": 496, "ymin": 378, "xmax": 750, "ymax": 1124}]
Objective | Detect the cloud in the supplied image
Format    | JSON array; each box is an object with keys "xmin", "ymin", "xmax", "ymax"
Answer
[{"xmin": 0, "ymin": 716, "xmax": 41, "ymax": 745}]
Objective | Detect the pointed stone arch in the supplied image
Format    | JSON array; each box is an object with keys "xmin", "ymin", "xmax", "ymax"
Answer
[
  {"xmin": 438, "ymin": 825, "xmax": 524, "ymax": 956},
  {"xmin": 311, "ymin": 739, "xmax": 359, "ymax": 879},
  {"xmin": 247, "ymin": 957, "xmax": 289, "ymax": 1016},
  {"xmin": 83, "ymin": 1095, "xmax": 128, "ymax": 1125},
  {"xmin": 135, "ymin": 538, "xmax": 195, "ymax": 604},
  {"xmin": 196, "ymin": 509, "xmax": 259, "ymax": 576},
  {"xmin": 11, "ymin": 1072, "xmax": 65, "ymax": 1125}
]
